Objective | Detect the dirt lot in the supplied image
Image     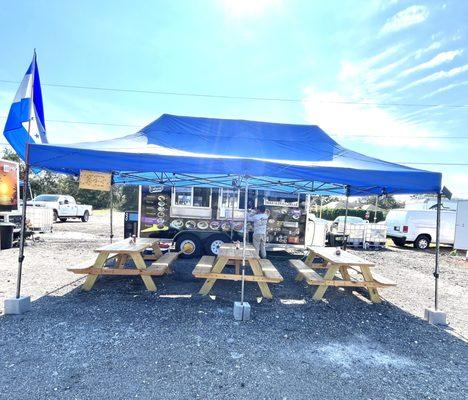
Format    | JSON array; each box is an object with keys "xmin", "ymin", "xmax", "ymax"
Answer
[{"xmin": 0, "ymin": 211, "xmax": 467, "ymax": 399}]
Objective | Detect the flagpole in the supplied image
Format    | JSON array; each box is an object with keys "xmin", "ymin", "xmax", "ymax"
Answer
[{"xmin": 16, "ymin": 51, "xmax": 36, "ymax": 299}]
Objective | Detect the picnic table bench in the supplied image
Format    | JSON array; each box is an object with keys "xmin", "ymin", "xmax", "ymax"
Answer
[
  {"xmin": 68, "ymin": 238, "xmax": 178, "ymax": 292},
  {"xmin": 193, "ymin": 243, "xmax": 283, "ymax": 299},
  {"xmin": 290, "ymin": 246, "xmax": 395, "ymax": 303}
]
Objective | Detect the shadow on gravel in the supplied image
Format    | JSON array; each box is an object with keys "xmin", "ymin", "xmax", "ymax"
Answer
[{"xmin": 1, "ymin": 255, "xmax": 467, "ymax": 399}]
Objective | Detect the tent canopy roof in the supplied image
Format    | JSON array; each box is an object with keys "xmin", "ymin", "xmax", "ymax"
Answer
[{"xmin": 28, "ymin": 114, "xmax": 441, "ymax": 195}]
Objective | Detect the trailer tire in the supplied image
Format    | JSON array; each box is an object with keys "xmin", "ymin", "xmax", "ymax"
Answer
[
  {"xmin": 414, "ymin": 234, "xmax": 431, "ymax": 250},
  {"xmin": 81, "ymin": 211, "xmax": 90, "ymax": 222},
  {"xmin": 175, "ymin": 233, "xmax": 203, "ymax": 259},
  {"xmin": 204, "ymin": 234, "xmax": 230, "ymax": 256}
]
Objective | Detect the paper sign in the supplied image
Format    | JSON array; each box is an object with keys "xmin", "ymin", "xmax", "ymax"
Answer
[{"xmin": 79, "ymin": 170, "xmax": 112, "ymax": 191}]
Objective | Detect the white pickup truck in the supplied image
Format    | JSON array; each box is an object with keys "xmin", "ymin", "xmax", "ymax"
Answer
[{"xmin": 29, "ymin": 194, "xmax": 92, "ymax": 222}]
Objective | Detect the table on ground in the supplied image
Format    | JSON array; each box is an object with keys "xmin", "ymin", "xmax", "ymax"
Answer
[
  {"xmin": 197, "ymin": 243, "xmax": 278, "ymax": 299},
  {"xmin": 81, "ymin": 238, "xmax": 163, "ymax": 292},
  {"xmin": 304, "ymin": 246, "xmax": 384, "ymax": 303}
]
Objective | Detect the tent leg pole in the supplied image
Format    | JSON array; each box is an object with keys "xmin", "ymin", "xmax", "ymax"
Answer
[
  {"xmin": 109, "ymin": 177, "xmax": 114, "ymax": 243},
  {"xmin": 374, "ymin": 195, "xmax": 378, "ymax": 223},
  {"xmin": 342, "ymin": 186, "xmax": 350, "ymax": 250},
  {"xmin": 16, "ymin": 143, "xmax": 31, "ymax": 299},
  {"xmin": 434, "ymin": 192, "xmax": 441, "ymax": 311},
  {"xmin": 241, "ymin": 179, "xmax": 248, "ymax": 305},
  {"xmin": 319, "ymin": 196, "xmax": 322, "ymax": 219},
  {"xmin": 424, "ymin": 192, "xmax": 446, "ymax": 325},
  {"xmin": 230, "ymin": 186, "xmax": 236, "ymax": 240}
]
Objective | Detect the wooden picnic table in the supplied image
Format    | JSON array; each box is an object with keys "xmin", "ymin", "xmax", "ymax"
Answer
[
  {"xmin": 67, "ymin": 238, "xmax": 179, "ymax": 292},
  {"xmin": 193, "ymin": 243, "xmax": 283, "ymax": 299},
  {"xmin": 289, "ymin": 246, "xmax": 395, "ymax": 303}
]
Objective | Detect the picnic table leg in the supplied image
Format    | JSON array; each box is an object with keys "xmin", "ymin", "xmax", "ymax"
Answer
[
  {"xmin": 339, "ymin": 265, "xmax": 351, "ymax": 281},
  {"xmin": 249, "ymin": 259, "xmax": 273, "ymax": 299},
  {"xmin": 304, "ymin": 250, "xmax": 316, "ymax": 266},
  {"xmin": 360, "ymin": 265, "xmax": 381, "ymax": 303},
  {"xmin": 199, "ymin": 257, "xmax": 228, "ymax": 295},
  {"xmin": 235, "ymin": 260, "xmax": 241, "ymax": 275},
  {"xmin": 115, "ymin": 254, "xmax": 128, "ymax": 269},
  {"xmin": 82, "ymin": 252, "xmax": 110, "ymax": 291},
  {"xmin": 312, "ymin": 264, "xmax": 339, "ymax": 301},
  {"xmin": 131, "ymin": 252, "xmax": 157, "ymax": 292}
]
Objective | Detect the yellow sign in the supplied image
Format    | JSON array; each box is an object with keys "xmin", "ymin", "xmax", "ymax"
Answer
[{"xmin": 79, "ymin": 170, "xmax": 112, "ymax": 191}]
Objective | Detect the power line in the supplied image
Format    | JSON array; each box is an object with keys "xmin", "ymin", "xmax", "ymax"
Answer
[
  {"xmin": 1, "ymin": 115, "xmax": 468, "ymax": 140},
  {"xmin": 1, "ymin": 78, "xmax": 468, "ymax": 109}
]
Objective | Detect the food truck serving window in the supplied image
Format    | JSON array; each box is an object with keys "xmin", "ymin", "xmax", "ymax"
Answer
[
  {"xmin": 263, "ymin": 191, "xmax": 299, "ymax": 207},
  {"xmin": 220, "ymin": 188, "xmax": 255, "ymax": 210},
  {"xmin": 173, "ymin": 187, "xmax": 211, "ymax": 208}
]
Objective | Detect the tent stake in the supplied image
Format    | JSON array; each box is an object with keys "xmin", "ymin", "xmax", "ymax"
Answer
[{"xmin": 342, "ymin": 186, "xmax": 350, "ymax": 250}]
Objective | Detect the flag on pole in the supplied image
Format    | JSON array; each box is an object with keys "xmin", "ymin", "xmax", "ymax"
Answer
[{"xmin": 3, "ymin": 50, "xmax": 48, "ymax": 160}]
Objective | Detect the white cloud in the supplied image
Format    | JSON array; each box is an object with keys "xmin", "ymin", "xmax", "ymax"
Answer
[
  {"xmin": 380, "ymin": 5, "xmax": 429, "ymax": 35},
  {"xmin": 414, "ymin": 41, "xmax": 442, "ymax": 59},
  {"xmin": 302, "ymin": 88, "xmax": 448, "ymax": 150},
  {"xmin": 399, "ymin": 64, "xmax": 468, "ymax": 91},
  {"xmin": 399, "ymin": 50, "xmax": 463, "ymax": 77},
  {"xmin": 421, "ymin": 80, "xmax": 468, "ymax": 99}
]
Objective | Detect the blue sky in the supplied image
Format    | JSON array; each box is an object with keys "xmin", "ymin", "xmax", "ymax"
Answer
[{"xmin": 0, "ymin": 0, "xmax": 467, "ymax": 197}]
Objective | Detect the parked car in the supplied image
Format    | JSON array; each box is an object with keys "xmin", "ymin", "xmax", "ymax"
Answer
[
  {"xmin": 385, "ymin": 209, "xmax": 456, "ymax": 249},
  {"xmin": 29, "ymin": 195, "xmax": 92, "ymax": 222},
  {"xmin": 330, "ymin": 216, "xmax": 366, "ymax": 231}
]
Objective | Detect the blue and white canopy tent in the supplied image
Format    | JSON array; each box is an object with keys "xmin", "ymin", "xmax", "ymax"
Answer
[
  {"xmin": 3, "ymin": 56, "xmax": 444, "ymax": 314},
  {"xmin": 25, "ymin": 114, "xmax": 441, "ymax": 195}
]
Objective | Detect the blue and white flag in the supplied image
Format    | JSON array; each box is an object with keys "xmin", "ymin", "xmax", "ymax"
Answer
[{"xmin": 3, "ymin": 51, "xmax": 48, "ymax": 160}]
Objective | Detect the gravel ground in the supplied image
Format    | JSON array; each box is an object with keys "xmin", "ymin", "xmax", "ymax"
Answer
[{"xmin": 0, "ymin": 211, "xmax": 467, "ymax": 400}]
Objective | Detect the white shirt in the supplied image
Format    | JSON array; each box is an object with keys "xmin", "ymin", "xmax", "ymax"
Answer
[{"xmin": 248, "ymin": 213, "xmax": 269, "ymax": 235}]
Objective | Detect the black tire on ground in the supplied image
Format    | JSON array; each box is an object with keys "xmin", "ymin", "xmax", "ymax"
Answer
[
  {"xmin": 204, "ymin": 233, "xmax": 230, "ymax": 256},
  {"xmin": 59, "ymin": 217, "xmax": 67, "ymax": 222},
  {"xmin": 414, "ymin": 234, "xmax": 431, "ymax": 250},
  {"xmin": 53, "ymin": 210, "xmax": 59, "ymax": 222},
  {"xmin": 175, "ymin": 233, "xmax": 204, "ymax": 259},
  {"xmin": 392, "ymin": 237, "xmax": 406, "ymax": 247},
  {"xmin": 81, "ymin": 210, "xmax": 90, "ymax": 222}
]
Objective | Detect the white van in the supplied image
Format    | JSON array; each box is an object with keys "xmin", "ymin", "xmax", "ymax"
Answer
[{"xmin": 385, "ymin": 209, "xmax": 456, "ymax": 249}]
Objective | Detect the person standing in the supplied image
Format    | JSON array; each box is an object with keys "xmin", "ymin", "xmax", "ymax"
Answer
[{"xmin": 248, "ymin": 205, "xmax": 269, "ymax": 258}]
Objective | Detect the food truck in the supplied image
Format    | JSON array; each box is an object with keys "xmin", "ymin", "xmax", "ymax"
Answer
[{"xmin": 138, "ymin": 185, "xmax": 327, "ymax": 258}]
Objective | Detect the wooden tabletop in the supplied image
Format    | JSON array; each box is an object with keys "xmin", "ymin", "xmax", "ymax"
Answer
[
  {"xmin": 218, "ymin": 243, "xmax": 259, "ymax": 260},
  {"xmin": 94, "ymin": 238, "xmax": 159, "ymax": 254},
  {"xmin": 307, "ymin": 246, "xmax": 375, "ymax": 267}
]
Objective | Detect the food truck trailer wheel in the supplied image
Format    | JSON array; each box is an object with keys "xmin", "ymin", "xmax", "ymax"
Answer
[
  {"xmin": 175, "ymin": 233, "xmax": 204, "ymax": 259},
  {"xmin": 204, "ymin": 233, "xmax": 231, "ymax": 256}
]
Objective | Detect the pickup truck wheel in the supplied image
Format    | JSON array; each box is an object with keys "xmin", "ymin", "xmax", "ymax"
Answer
[
  {"xmin": 414, "ymin": 234, "xmax": 431, "ymax": 250},
  {"xmin": 81, "ymin": 211, "xmax": 90, "ymax": 222},
  {"xmin": 175, "ymin": 234, "xmax": 203, "ymax": 259},
  {"xmin": 53, "ymin": 210, "xmax": 59, "ymax": 222},
  {"xmin": 59, "ymin": 217, "xmax": 67, "ymax": 222}
]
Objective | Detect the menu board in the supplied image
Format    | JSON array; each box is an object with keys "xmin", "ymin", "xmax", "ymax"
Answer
[
  {"xmin": 0, "ymin": 159, "xmax": 20, "ymax": 212},
  {"xmin": 79, "ymin": 170, "xmax": 112, "ymax": 191}
]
